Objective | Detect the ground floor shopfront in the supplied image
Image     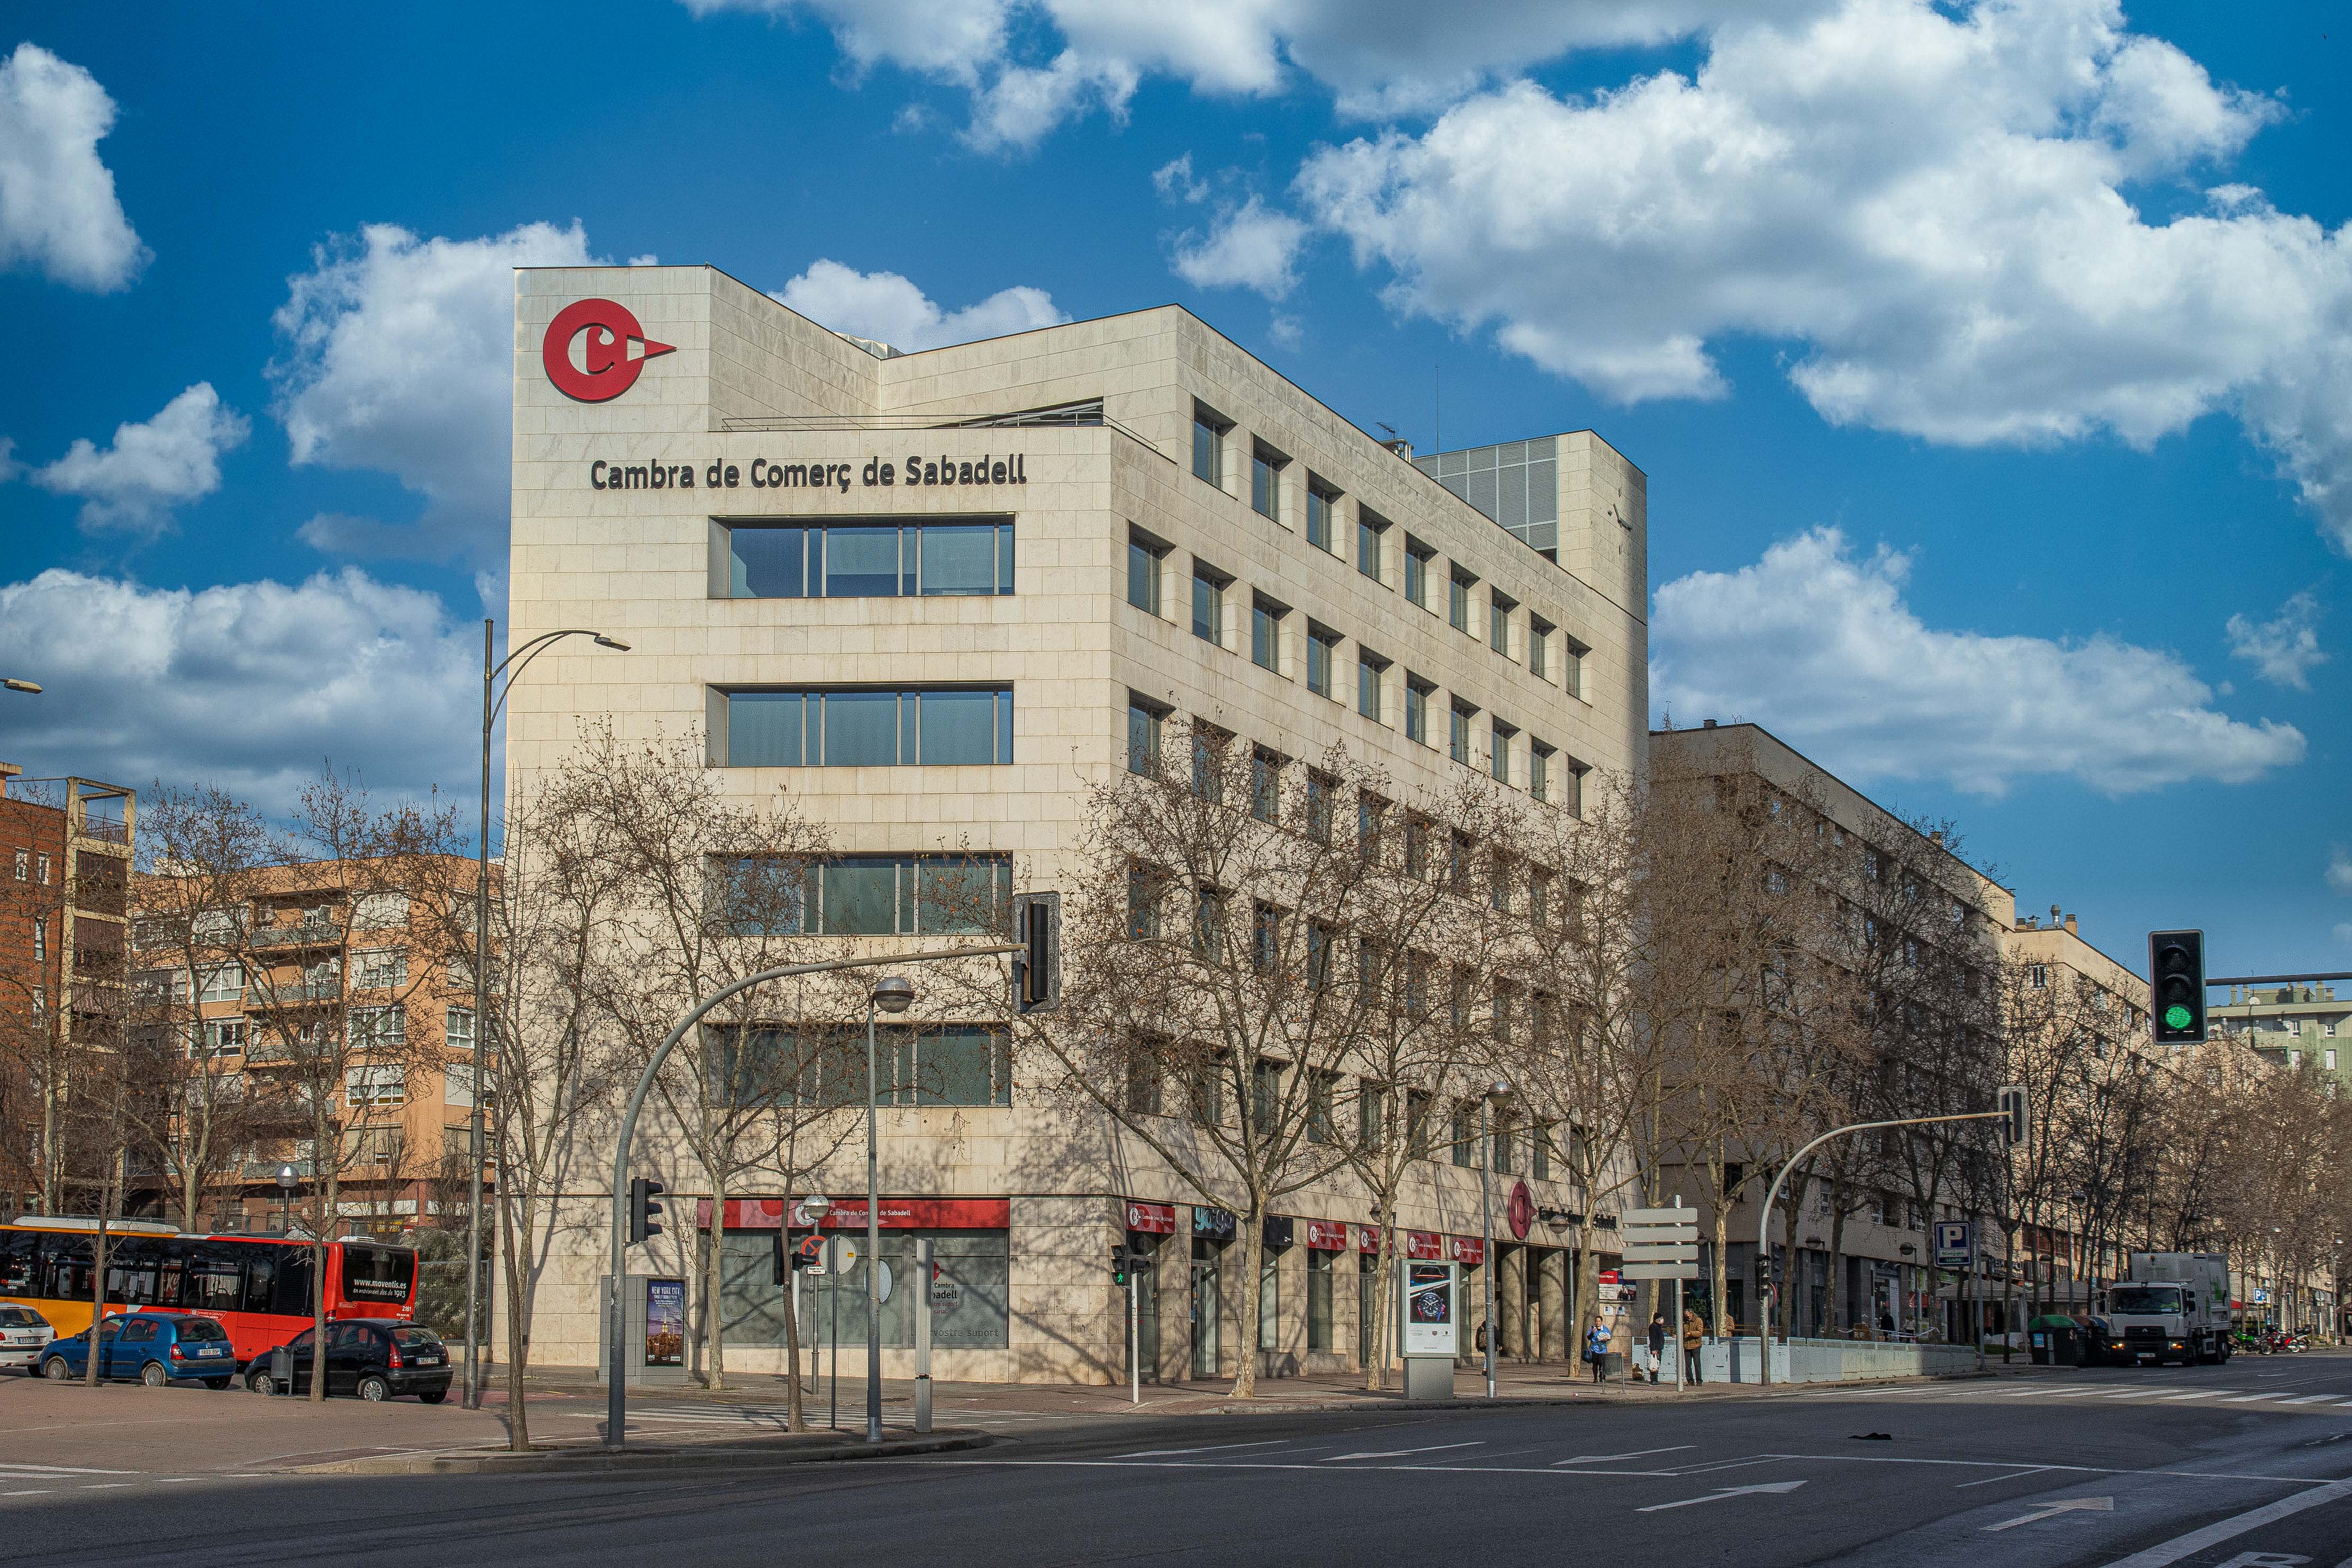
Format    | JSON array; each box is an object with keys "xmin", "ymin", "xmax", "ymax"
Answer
[{"xmin": 518, "ymin": 1183, "xmax": 1623, "ymax": 1386}]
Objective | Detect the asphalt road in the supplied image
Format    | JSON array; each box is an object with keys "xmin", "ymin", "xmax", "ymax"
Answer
[{"xmin": 7, "ymin": 1354, "xmax": 2352, "ymax": 1568}]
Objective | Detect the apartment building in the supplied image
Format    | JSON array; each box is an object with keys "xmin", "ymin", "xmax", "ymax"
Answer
[
  {"xmin": 1646, "ymin": 722, "xmax": 2014, "ymax": 1341},
  {"xmin": 504, "ymin": 268, "xmax": 1650, "ymax": 1383},
  {"xmin": 0, "ymin": 765, "xmax": 136, "ymax": 1213},
  {"xmin": 2212, "ymin": 982, "xmax": 2351, "ymax": 1089},
  {"xmin": 126, "ymin": 856, "xmax": 481, "ymax": 1239}
]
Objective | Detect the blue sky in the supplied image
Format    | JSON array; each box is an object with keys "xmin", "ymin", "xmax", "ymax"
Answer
[{"xmin": 2, "ymin": 0, "xmax": 2347, "ymax": 977}]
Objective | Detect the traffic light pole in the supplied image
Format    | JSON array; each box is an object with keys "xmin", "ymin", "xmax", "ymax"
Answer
[
  {"xmin": 1754, "ymin": 1109, "xmax": 2013, "ymax": 1388},
  {"xmin": 603, "ymin": 943, "xmax": 1021, "ymax": 1450}
]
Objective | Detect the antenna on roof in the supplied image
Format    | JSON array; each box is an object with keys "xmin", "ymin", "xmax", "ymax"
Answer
[{"xmin": 1374, "ymin": 422, "xmax": 1412, "ymax": 461}]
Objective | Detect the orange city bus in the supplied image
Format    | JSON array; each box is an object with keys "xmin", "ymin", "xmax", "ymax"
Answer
[{"xmin": 0, "ymin": 1216, "xmax": 418, "ymax": 1374}]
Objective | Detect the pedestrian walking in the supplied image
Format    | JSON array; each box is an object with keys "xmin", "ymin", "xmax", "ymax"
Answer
[
  {"xmin": 1646, "ymin": 1312, "xmax": 1668, "ymax": 1384},
  {"xmin": 1585, "ymin": 1318, "xmax": 1610, "ymax": 1383},
  {"xmin": 1682, "ymin": 1306, "xmax": 1705, "ymax": 1384}
]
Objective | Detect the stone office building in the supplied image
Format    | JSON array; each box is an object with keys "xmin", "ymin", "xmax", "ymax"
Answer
[{"xmin": 504, "ymin": 267, "xmax": 1651, "ymax": 1383}]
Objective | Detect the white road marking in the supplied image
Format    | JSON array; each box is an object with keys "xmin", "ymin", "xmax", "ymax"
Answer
[
  {"xmin": 1323, "ymin": 1442, "xmax": 1483, "ymax": 1462},
  {"xmin": 1956, "ymin": 1467, "xmax": 2064, "ymax": 1488},
  {"xmin": 2222, "ymin": 1394, "xmax": 2286, "ymax": 1403},
  {"xmin": 1115, "ymin": 1440, "xmax": 1288, "ymax": 1458},
  {"xmin": 1552, "ymin": 1446, "xmax": 1697, "ymax": 1465},
  {"xmin": 0, "ymin": 1463, "xmax": 139, "ymax": 1475},
  {"xmin": 1636, "ymin": 1480, "xmax": 1806, "ymax": 1512},
  {"xmin": 2276, "ymin": 1395, "xmax": 2340, "ymax": 1405},
  {"xmin": 2095, "ymin": 1476, "xmax": 2352, "ymax": 1568},
  {"xmin": 1985, "ymin": 1496, "xmax": 2114, "ymax": 1531}
]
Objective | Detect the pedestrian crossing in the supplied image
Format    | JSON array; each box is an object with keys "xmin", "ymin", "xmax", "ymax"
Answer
[{"xmin": 1806, "ymin": 1382, "xmax": 2352, "ymax": 1414}]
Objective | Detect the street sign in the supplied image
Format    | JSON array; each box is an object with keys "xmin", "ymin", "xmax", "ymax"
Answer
[
  {"xmin": 874, "ymin": 1261, "xmax": 893, "ymax": 1303},
  {"xmin": 1621, "ymin": 1203, "xmax": 1699, "ymax": 1279},
  {"xmin": 1933, "ymin": 1220, "xmax": 1973, "ymax": 1268},
  {"xmin": 1625, "ymin": 1244, "xmax": 1699, "ymax": 1264},
  {"xmin": 828, "ymin": 1237, "xmax": 860, "ymax": 1273},
  {"xmin": 1622, "ymin": 1263, "xmax": 1699, "ymax": 1280},
  {"xmin": 1624, "ymin": 1207, "xmax": 1701, "ymax": 1230}
]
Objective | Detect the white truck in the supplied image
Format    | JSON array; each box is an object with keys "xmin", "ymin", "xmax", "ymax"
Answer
[{"xmin": 2098, "ymin": 1252, "xmax": 2232, "ymax": 1366}]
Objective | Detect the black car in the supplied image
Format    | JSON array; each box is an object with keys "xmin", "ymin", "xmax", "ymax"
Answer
[{"xmin": 248, "ymin": 1318, "xmax": 451, "ymax": 1403}]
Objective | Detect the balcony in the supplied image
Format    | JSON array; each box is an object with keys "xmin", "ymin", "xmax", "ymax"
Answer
[
  {"xmin": 249, "ymin": 920, "xmax": 342, "ymax": 951},
  {"xmin": 242, "ymin": 1158, "xmax": 316, "ymax": 1180}
]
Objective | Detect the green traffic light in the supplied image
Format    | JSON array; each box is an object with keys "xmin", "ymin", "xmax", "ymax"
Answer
[{"xmin": 2164, "ymin": 1003, "xmax": 2193, "ymax": 1031}]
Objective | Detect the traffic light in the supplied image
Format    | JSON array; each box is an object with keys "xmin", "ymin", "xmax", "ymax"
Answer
[
  {"xmin": 1014, "ymin": 891, "xmax": 1061, "ymax": 1014},
  {"xmin": 1996, "ymin": 1084, "xmax": 2029, "ymax": 1147},
  {"xmin": 1110, "ymin": 1245, "xmax": 1147, "ymax": 1285},
  {"xmin": 627, "ymin": 1177, "xmax": 665, "ymax": 1245},
  {"xmin": 2148, "ymin": 930, "xmax": 2207, "ymax": 1045}
]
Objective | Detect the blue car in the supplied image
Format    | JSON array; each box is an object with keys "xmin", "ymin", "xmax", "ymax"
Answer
[{"xmin": 38, "ymin": 1312, "xmax": 240, "ymax": 1389}]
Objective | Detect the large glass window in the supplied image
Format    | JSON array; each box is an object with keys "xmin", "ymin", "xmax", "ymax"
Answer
[
  {"xmin": 712, "ymin": 1024, "xmax": 1009, "ymax": 1109},
  {"xmin": 1127, "ymin": 530, "xmax": 1165, "ymax": 614},
  {"xmin": 1251, "ymin": 446, "xmax": 1283, "ymax": 522},
  {"xmin": 714, "ymin": 854, "xmax": 1010, "ymax": 937},
  {"xmin": 1450, "ymin": 701, "xmax": 1476, "ymax": 766},
  {"xmin": 721, "ymin": 687, "xmax": 1013, "ymax": 767},
  {"xmin": 1491, "ymin": 719, "xmax": 1516, "ymax": 786},
  {"xmin": 1193, "ymin": 407, "xmax": 1227, "ymax": 486},
  {"xmin": 1127, "ymin": 699, "xmax": 1164, "ymax": 776},
  {"xmin": 1357, "ymin": 651, "xmax": 1385, "ymax": 722},
  {"xmin": 721, "ymin": 522, "xmax": 1013, "ymax": 599},
  {"xmin": 1405, "ymin": 539, "xmax": 1432, "ymax": 608},
  {"xmin": 1449, "ymin": 568, "xmax": 1474, "ymax": 633},
  {"xmin": 1357, "ymin": 513, "xmax": 1386, "ymax": 583},
  {"xmin": 1405, "ymin": 677, "xmax": 1431, "ymax": 746},
  {"xmin": 1308, "ymin": 1248, "xmax": 1333, "ymax": 1351},
  {"xmin": 1251, "ymin": 599, "xmax": 1282, "ymax": 673},
  {"xmin": 1192, "ymin": 566, "xmax": 1226, "ymax": 646},
  {"xmin": 1489, "ymin": 590, "xmax": 1514, "ymax": 657},
  {"xmin": 1306, "ymin": 479, "xmax": 1338, "ymax": 552},
  {"xmin": 1306, "ymin": 626, "xmax": 1338, "ymax": 697}
]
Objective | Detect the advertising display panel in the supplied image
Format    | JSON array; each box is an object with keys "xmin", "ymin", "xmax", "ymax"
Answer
[{"xmin": 1401, "ymin": 1260, "xmax": 1459, "ymax": 1357}]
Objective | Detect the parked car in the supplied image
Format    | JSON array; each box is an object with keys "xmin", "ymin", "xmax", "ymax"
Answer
[
  {"xmin": 248, "ymin": 1319, "xmax": 450, "ymax": 1403},
  {"xmin": 38, "ymin": 1312, "xmax": 239, "ymax": 1388},
  {"xmin": 0, "ymin": 1304, "xmax": 55, "ymax": 1372}
]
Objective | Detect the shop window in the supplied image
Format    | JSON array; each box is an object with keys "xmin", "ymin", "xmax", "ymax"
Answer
[{"xmin": 1308, "ymin": 1249, "xmax": 1333, "ymax": 1350}]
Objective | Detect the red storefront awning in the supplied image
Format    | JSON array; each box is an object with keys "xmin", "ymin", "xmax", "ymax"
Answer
[{"xmin": 1125, "ymin": 1200, "xmax": 1179, "ymax": 1235}]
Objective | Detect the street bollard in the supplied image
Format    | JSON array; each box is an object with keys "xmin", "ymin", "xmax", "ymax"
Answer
[{"xmin": 914, "ymin": 1374, "xmax": 932, "ymax": 1434}]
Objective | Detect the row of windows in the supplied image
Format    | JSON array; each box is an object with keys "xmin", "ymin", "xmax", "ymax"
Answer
[
  {"xmin": 711, "ymin": 854, "xmax": 1012, "ymax": 937},
  {"xmin": 708, "ymin": 1023, "xmax": 1011, "ymax": 1107},
  {"xmin": 1186, "ymin": 407, "xmax": 1590, "ymax": 692},
  {"xmin": 717, "ymin": 520, "xmax": 1015, "ymax": 600},
  {"xmin": 720, "ymin": 687, "xmax": 1015, "ymax": 768}
]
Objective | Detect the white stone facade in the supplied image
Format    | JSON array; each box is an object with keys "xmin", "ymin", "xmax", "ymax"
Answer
[{"xmin": 505, "ymin": 266, "xmax": 1651, "ymax": 1383}]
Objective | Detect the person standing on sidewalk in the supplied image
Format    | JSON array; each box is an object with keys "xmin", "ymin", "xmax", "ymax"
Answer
[
  {"xmin": 1646, "ymin": 1312, "xmax": 1668, "ymax": 1384},
  {"xmin": 1585, "ymin": 1319, "xmax": 1611, "ymax": 1384},
  {"xmin": 1682, "ymin": 1307, "xmax": 1706, "ymax": 1385}
]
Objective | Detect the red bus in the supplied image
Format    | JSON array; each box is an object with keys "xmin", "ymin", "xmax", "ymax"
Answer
[{"xmin": 0, "ymin": 1217, "xmax": 418, "ymax": 1373}]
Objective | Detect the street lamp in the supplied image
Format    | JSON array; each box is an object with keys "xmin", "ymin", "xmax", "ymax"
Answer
[
  {"xmin": 3, "ymin": 679, "xmax": 39, "ymax": 694},
  {"xmin": 865, "ymin": 975, "xmax": 915, "ymax": 1443},
  {"xmin": 462, "ymin": 622, "xmax": 628, "ymax": 1410},
  {"xmin": 276, "ymin": 1163, "xmax": 297, "ymax": 1234},
  {"xmin": 1480, "ymin": 1078, "xmax": 1511, "ymax": 1399}
]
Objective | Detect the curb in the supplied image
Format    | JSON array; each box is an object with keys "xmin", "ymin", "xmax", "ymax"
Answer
[
  {"xmin": 294, "ymin": 1430, "xmax": 994, "ymax": 1474},
  {"xmin": 1197, "ymin": 1370, "xmax": 1996, "ymax": 1415}
]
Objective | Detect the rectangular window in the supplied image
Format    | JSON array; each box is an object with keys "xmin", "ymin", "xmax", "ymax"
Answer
[
  {"xmin": 1307, "ymin": 1248, "xmax": 1333, "ymax": 1351},
  {"xmin": 1450, "ymin": 700, "xmax": 1476, "ymax": 766},
  {"xmin": 1358, "ymin": 1082, "xmax": 1387, "ymax": 1149},
  {"xmin": 722, "ymin": 687, "xmax": 1013, "ymax": 767},
  {"xmin": 445, "ymin": 1007, "xmax": 476, "ymax": 1052},
  {"xmin": 1250, "ymin": 749, "xmax": 1282, "ymax": 824},
  {"xmin": 1127, "ymin": 698, "xmax": 1164, "ymax": 776},
  {"xmin": 1191, "ymin": 726, "xmax": 1229, "ymax": 803},
  {"xmin": 1528, "ymin": 618, "xmax": 1552, "ymax": 680},
  {"xmin": 1357, "ymin": 511, "xmax": 1387, "ymax": 584},
  {"xmin": 716, "ymin": 854, "xmax": 1009, "ymax": 936},
  {"xmin": 1404, "ymin": 676, "xmax": 1432, "ymax": 745},
  {"xmin": 1358, "ymin": 794, "xmax": 1386, "ymax": 857},
  {"xmin": 1192, "ymin": 565, "xmax": 1227, "ymax": 646},
  {"xmin": 1451, "ymin": 1104, "xmax": 1477, "ymax": 1168},
  {"xmin": 1530, "ymin": 741, "xmax": 1554, "ymax": 803},
  {"xmin": 1127, "ymin": 866, "xmax": 1163, "ymax": 940},
  {"xmin": 354, "ymin": 948, "xmax": 406, "ymax": 990},
  {"xmin": 1251, "ymin": 445, "xmax": 1284, "ymax": 522},
  {"xmin": 1405, "ymin": 538, "xmax": 1433, "ymax": 609},
  {"xmin": 1192, "ymin": 405, "xmax": 1228, "ymax": 486},
  {"xmin": 1252, "ymin": 902, "xmax": 1281, "ymax": 971},
  {"xmin": 1404, "ymin": 818, "xmax": 1430, "ymax": 882},
  {"xmin": 348, "ymin": 1005, "xmax": 406, "ymax": 1049},
  {"xmin": 1127, "ymin": 529, "xmax": 1165, "ymax": 615},
  {"xmin": 1563, "ymin": 756, "xmax": 1589, "ymax": 818},
  {"xmin": 720, "ymin": 522, "xmax": 1013, "ymax": 599},
  {"xmin": 199, "ymin": 963, "xmax": 244, "ymax": 1004},
  {"xmin": 1530, "ymin": 867, "xmax": 1552, "ymax": 928},
  {"xmin": 1357, "ymin": 650, "xmax": 1387, "ymax": 722},
  {"xmin": 1563, "ymin": 636, "xmax": 1588, "ymax": 700},
  {"xmin": 1260, "ymin": 1255, "xmax": 1279, "ymax": 1351},
  {"xmin": 1489, "ymin": 590, "xmax": 1515, "ymax": 657},
  {"xmin": 1194, "ymin": 888, "xmax": 1226, "ymax": 957},
  {"xmin": 1250, "ymin": 597, "xmax": 1284, "ymax": 674},
  {"xmin": 1532, "ymin": 1121, "xmax": 1551, "ymax": 1181},
  {"xmin": 345, "ymin": 1063, "xmax": 406, "ymax": 1107},
  {"xmin": 1449, "ymin": 568, "xmax": 1474, "ymax": 633},
  {"xmin": 1306, "ymin": 624, "xmax": 1339, "ymax": 697},
  {"xmin": 1490, "ymin": 719, "xmax": 1516, "ymax": 786},
  {"xmin": 1306, "ymin": 478, "xmax": 1338, "ymax": 552},
  {"xmin": 1304, "ymin": 774, "xmax": 1334, "ymax": 844},
  {"xmin": 1306, "ymin": 921, "xmax": 1334, "ymax": 988}
]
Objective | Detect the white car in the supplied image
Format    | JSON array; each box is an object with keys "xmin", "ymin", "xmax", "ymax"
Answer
[{"xmin": 0, "ymin": 1304, "xmax": 55, "ymax": 1370}]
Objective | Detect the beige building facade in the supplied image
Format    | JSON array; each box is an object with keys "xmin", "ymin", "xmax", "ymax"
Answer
[{"xmin": 504, "ymin": 267, "xmax": 1651, "ymax": 1383}]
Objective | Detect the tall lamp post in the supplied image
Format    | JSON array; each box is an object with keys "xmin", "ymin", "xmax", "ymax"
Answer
[
  {"xmin": 462, "ymin": 621, "xmax": 629, "ymax": 1410},
  {"xmin": 1479, "ymin": 1079, "xmax": 1511, "ymax": 1399},
  {"xmin": 865, "ymin": 976, "xmax": 916, "ymax": 1442}
]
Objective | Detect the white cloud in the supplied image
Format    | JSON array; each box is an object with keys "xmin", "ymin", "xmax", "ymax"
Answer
[
  {"xmin": 2327, "ymin": 847, "xmax": 2352, "ymax": 896},
  {"xmin": 771, "ymin": 259, "xmax": 1067, "ymax": 350},
  {"xmin": 2225, "ymin": 590, "xmax": 2327, "ymax": 690},
  {"xmin": 682, "ymin": 2, "xmax": 1830, "ymax": 144},
  {"xmin": 0, "ymin": 43, "xmax": 147, "ymax": 291},
  {"xmin": 1170, "ymin": 194, "xmax": 1309, "ymax": 300},
  {"xmin": 1652, "ymin": 528, "xmax": 2305, "ymax": 797},
  {"xmin": 267, "ymin": 220, "xmax": 598, "ymax": 566},
  {"xmin": 0, "ymin": 568, "xmax": 476, "ymax": 813},
  {"xmin": 1296, "ymin": 1, "xmax": 2352, "ymax": 551},
  {"xmin": 27, "ymin": 383, "xmax": 248, "ymax": 536},
  {"xmin": 1153, "ymin": 153, "xmax": 1208, "ymax": 204}
]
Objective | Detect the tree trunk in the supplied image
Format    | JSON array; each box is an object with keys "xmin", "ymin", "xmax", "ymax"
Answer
[
  {"xmin": 702, "ymin": 1168, "xmax": 728, "ymax": 1392},
  {"xmin": 780, "ymin": 1181, "xmax": 807, "ymax": 1432},
  {"xmin": 84, "ymin": 1179, "xmax": 112, "ymax": 1389},
  {"xmin": 1364, "ymin": 1210, "xmax": 1396, "ymax": 1392},
  {"xmin": 1230, "ymin": 1206, "xmax": 1263, "ymax": 1398},
  {"xmin": 1825, "ymin": 1179, "xmax": 1850, "ymax": 1335},
  {"xmin": 312, "ymin": 1165, "xmax": 333, "ymax": 1403},
  {"xmin": 502, "ymin": 1186, "xmax": 531, "ymax": 1452}
]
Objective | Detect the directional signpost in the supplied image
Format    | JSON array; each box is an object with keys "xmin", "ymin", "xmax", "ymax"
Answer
[{"xmin": 1623, "ymin": 1198, "xmax": 1701, "ymax": 1392}]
